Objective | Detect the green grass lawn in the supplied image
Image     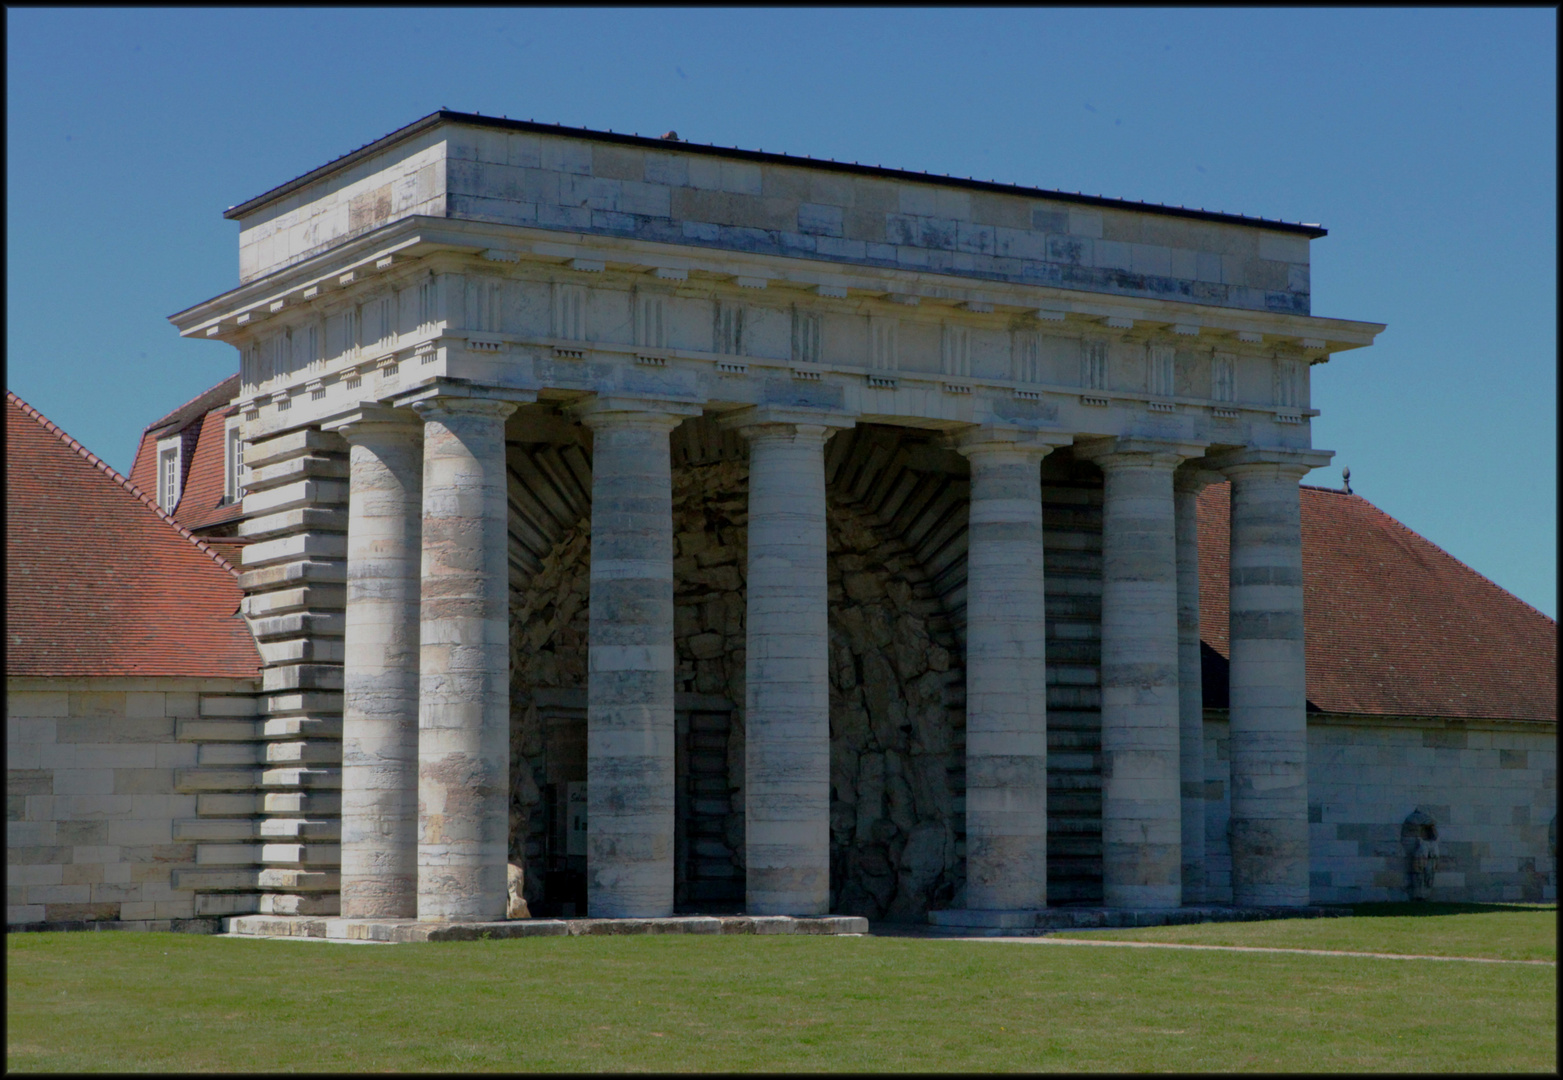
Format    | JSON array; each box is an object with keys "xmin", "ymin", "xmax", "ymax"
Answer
[
  {"xmin": 7, "ymin": 911, "xmax": 1555, "ymax": 1073},
  {"xmin": 1052, "ymin": 902, "xmax": 1557, "ymax": 962}
]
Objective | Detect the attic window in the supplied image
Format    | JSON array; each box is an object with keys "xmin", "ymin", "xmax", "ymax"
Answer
[
  {"xmin": 225, "ymin": 419, "xmax": 246, "ymax": 504},
  {"xmin": 156, "ymin": 435, "xmax": 182, "ymax": 511}
]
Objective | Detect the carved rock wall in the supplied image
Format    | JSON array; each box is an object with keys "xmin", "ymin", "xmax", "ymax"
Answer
[{"xmin": 507, "ymin": 444, "xmax": 967, "ymax": 922}]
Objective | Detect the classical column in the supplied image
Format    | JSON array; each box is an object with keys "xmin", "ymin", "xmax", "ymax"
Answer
[
  {"xmin": 952, "ymin": 427, "xmax": 1067, "ymax": 911},
  {"xmin": 572, "ymin": 396, "xmax": 702, "ymax": 919},
  {"xmin": 1077, "ymin": 437, "xmax": 1203, "ymax": 909},
  {"xmin": 1173, "ymin": 463, "xmax": 1221, "ymax": 905},
  {"xmin": 720, "ymin": 407, "xmax": 854, "ymax": 916},
  {"xmin": 329, "ymin": 408, "xmax": 423, "ymax": 920},
  {"xmin": 413, "ymin": 396, "xmax": 518, "ymax": 921},
  {"xmin": 1208, "ymin": 447, "xmax": 1328, "ymax": 907}
]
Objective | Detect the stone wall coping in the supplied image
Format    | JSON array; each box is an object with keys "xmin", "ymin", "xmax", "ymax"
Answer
[
  {"xmin": 222, "ymin": 110, "xmax": 1329, "ymax": 239},
  {"xmin": 1203, "ymin": 708, "xmax": 1557, "ymax": 732},
  {"xmin": 6, "ymin": 676, "xmax": 261, "ymax": 694}
]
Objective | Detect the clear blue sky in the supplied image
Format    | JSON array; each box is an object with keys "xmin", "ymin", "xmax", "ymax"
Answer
[{"xmin": 8, "ymin": 8, "xmax": 1556, "ymax": 617}]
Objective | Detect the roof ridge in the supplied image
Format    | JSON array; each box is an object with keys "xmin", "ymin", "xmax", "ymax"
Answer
[
  {"xmin": 7, "ymin": 390, "xmax": 241, "ymax": 580},
  {"xmin": 1347, "ymin": 490, "xmax": 1557, "ymax": 627},
  {"xmin": 142, "ymin": 373, "xmax": 240, "ymax": 434}
]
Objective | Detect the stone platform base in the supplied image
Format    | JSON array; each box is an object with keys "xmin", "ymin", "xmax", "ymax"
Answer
[
  {"xmin": 926, "ymin": 904, "xmax": 1351, "ymax": 935},
  {"xmin": 223, "ymin": 913, "xmax": 868, "ymax": 943}
]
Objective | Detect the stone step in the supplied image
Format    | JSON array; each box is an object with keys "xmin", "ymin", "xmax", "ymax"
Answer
[
  {"xmin": 262, "ymin": 664, "xmax": 344, "ymax": 693},
  {"xmin": 173, "ymin": 868, "xmax": 261, "ymax": 891},
  {"xmin": 175, "ymin": 817, "xmax": 261, "ymax": 841},
  {"xmin": 176, "ymin": 719, "xmax": 259, "ymax": 743},
  {"xmin": 264, "ymin": 740, "xmax": 343, "ymax": 765},
  {"xmin": 197, "ymin": 843, "xmax": 260, "ymax": 866},
  {"xmin": 238, "ymin": 559, "xmax": 346, "ymax": 597},
  {"xmin": 177, "ymin": 768, "xmax": 262, "ymax": 794},
  {"xmin": 260, "ymin": 716, "xmax": 343, "ymax": 741},
  {"xmin": 256, "ymin": 869, "xmax": 340, "ymax": 892},
  {"xmin": 258, "ymin": 818, "xmax": 340, "ymax": 840},
  {"xmin": 263, "ymin": 791, "xmax": 341, "ymax": 816},
  {"xmin": 243, "ymin": 428, "xmax": 346, "ymax": 472},
  {"xmin": 243, "ymin": 453, "xmax": 349, "ymax": 490},
  {"xmin": 257, "ymin": 638, "xmax": 347, "ymax": 666},
  {"xmin": 259, "ymin": 892, "xmax": 340, "ymax": 916},
  {"xmin": 195, "ymin": 892, "xmax": 261, "ymax": 917},
  {"xmin": 197, "ymin": 793, "xmax": 264, "ymax": 816},
  {"xmin": 260, "ymin": 767, "xmax": 342, "ymax": 790},
  {"xmin": 198, "ymin": 743, "xmax": 261, "ymax": 767},
  {"xmin": 260, "ymin": 842, "xmax": 341, "ymax": 866}
]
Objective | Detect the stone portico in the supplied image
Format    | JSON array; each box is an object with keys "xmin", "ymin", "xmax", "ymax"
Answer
[{"xmin": 170, "ymin": 111, "xmax": 1383, "ymax": 928}]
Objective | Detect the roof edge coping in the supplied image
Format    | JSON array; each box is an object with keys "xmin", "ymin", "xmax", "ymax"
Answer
[{"xmin": 222, "ymin": 110, "xmax": 1329, "ymax": 239}]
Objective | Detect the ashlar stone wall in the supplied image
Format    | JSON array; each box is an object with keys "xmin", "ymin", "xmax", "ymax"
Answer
[
  {"xmin": 7, "ymin": 677, "xmax": 260, "ymax": 930},
  {"xmin": 1204, "ymin": 715, "xmax": 1557, "ymax": 904}
]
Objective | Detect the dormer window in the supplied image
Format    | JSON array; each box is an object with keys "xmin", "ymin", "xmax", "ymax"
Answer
[
  {"xmin": 156, "ymin": 435, "xmax": 182, "ymax": 511},
  {"xmin": 225, "ymin": 419, "xmax": 246, "ymax": 504}
]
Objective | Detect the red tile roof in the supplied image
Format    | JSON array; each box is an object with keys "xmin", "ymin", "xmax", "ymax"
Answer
[
  {"xmin": 173, "ymin": 407, "xmax": 244, "ymax": 532},
  {"xmin": 1199, "ymin": 483, "xmax": 1556, "ymax": 722},
  {"xmin": 6, "ymin": 391, "xmax": 261, "ymax": 679},
  {"xmin": 127, "ymin": 374, "xmax": 244, "ymax": 532}
]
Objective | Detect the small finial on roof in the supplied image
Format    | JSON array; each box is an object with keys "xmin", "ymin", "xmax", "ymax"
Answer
[{"xmin": 1342, "ymin": 466, "xmax": 1352, "ymax": 495}]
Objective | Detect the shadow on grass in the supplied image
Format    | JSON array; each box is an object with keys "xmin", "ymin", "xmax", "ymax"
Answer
[{"xmin": 1347, "ymin": 901, "xmax": 1557, "ymax": 918}]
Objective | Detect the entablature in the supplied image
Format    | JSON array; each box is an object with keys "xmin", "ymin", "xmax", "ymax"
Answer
[{"xmin": 170, "ymin": 217, "xmax": 1381, "ymax": 453}]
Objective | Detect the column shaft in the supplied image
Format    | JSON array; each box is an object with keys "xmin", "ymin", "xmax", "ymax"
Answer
[
  {"xmin": 1094, "ymin": 450, "xmax": 1183, "ymax": 908},
  {"xmin": 1224, "ymin": 462, "xmax": 1311, "ymax": 906},
  {"xmin": 339, "ymin": 418, "xmax": 422, "ymax": 919},
  {"xmin": 741, "ymin": 423, "xmax": 834, "ymax": 915},
  {"xmin": 576, "ymin": 400, "xmax": 695, "ymax": 918},
  {"xmin": 414, "ymin": 398, "xmax": 516, "ymax": 921},
  {"xmin": 1173, "ymin": 470, "xmax": 1206, "ymax": 904},
  {"xmin": 957, "ymin": 436, "xmax": 1054, "ymax": 911}
]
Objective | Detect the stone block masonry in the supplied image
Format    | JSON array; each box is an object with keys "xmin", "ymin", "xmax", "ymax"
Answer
[
  {"xmin": 234, "ymin": 116, "xmax": 1316, "ymax": 317},
  {"xmin": 237, "ymin": 426, "xmax": 352, "ymax": 917},
  {"xmin": 7, "ymin": 677, "xmax": 261, "ymax": 929}
]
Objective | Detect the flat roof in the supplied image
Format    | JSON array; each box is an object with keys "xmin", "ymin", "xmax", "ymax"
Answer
[{"xmin": 224, "ymin": 110, "xmax": 1328, "ymax": 239}]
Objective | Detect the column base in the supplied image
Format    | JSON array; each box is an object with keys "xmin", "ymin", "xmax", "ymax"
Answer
[
  {"xmin": 222, "ymin": 913, "xmax": 868, "ymax": 943},
  {"xmin": 927, "ymin": 904, "xmax": 1349, "ymax": 934}
]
